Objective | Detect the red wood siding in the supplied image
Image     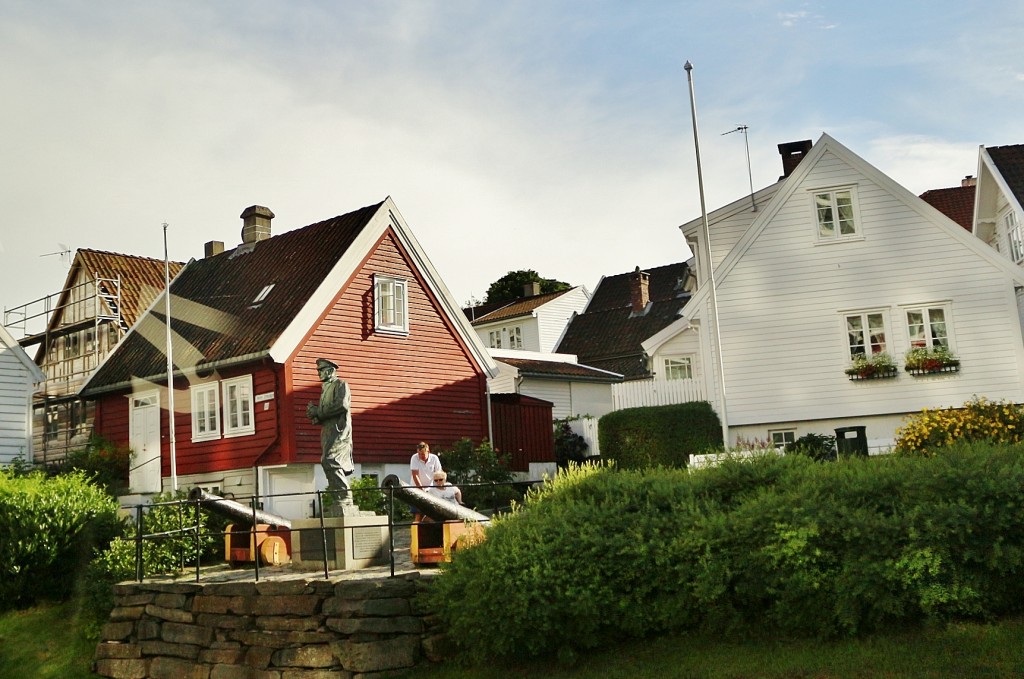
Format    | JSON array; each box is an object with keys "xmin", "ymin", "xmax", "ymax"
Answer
[
  {"xmin": 289, "ymin": 229, "xmax": 489, "ymax": 465},
  {"xmin": 93, "ymin": 363, "xmax": 281, "ymax": 477},
  {"xmin": 489, "ymin": 394, "xmax": 555, "ymax": 472}
]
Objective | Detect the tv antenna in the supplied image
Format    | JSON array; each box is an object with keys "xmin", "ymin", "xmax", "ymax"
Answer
[
  {"xmin": 722, "ymin": 125, "xmax": 756, "ymax": 212},
  {"xmin": 40, "ymin": 243, "xmax": 72, "ymax": 266}
]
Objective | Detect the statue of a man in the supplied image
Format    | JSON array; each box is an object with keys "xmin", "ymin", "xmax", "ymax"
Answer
[{"xmin": 306, "ymin": 358, "xmax": 355, "ymax": 512}]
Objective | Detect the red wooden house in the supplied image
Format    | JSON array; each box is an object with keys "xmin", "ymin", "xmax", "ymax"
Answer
[{"xmin": 81, "ymin": 198, "xmax": 497, "ymax": 516}]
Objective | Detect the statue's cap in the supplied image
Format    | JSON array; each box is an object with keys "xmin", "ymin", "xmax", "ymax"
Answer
[{"xmin": 316, "ymin": 358, "xmax": 338, "ymax": 370}]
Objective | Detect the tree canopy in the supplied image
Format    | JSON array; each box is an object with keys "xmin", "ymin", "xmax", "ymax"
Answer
[{"xmin": 484, "ymin": 270, "xmax": 571, "ymax": 305}]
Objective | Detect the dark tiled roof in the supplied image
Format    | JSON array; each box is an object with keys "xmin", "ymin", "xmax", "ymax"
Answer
[
  {"xmin": 497, "ymin": 357, "xmax": 622, "ymax": 382},
  {"xmin": 471, "ymin": 289, "xmax": 572, "ymax": 325},
  {"xmin": 556, "ymin": 262, "xmax": 689, "ymax": 380},
  {"xmin": 988, "ymin": 144, "xmax": 1024, "ymax": 208},
  {"xmin": 919, "ymin": 186, "xmax": 975, "ymax": 231},
  {"xmin": 84, "ymin": 202, "xmax": 382, "ymax": 391}
]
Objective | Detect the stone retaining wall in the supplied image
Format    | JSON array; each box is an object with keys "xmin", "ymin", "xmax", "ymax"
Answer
[{"xmin": 94, "ymin": 573, "xmax": 444, "ymax": 678}]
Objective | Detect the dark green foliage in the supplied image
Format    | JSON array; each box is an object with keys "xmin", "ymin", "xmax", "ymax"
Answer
[
  {"xmin": 0, "ymin": 469, "xmax": 120, "ymax": 610},
  {"xmin": 426, "ymin": 443, "xmax": 1024, "ymax": 663},
  {"xmin": 484, "ymin": 269, "xmax": 571, "ymax": 305},
  {"xmin": 51, "ymin": 435, "xmax": 131, "ymax": 496},
  {"xmin": 787, "ymin": 433, "xmax": 837, "ymax": 462},
  {"xmin": 598, "ymin": 401, "xmax": 722, "ymax": 469},
  {"xmin": 351, "ymin": 474, "xmax": 412, "ymax": 521},
  {"xmin": 553, "ymin": 419, "xmax": 589, "ymax": 468},
  {"xmin": 437, "ymin": 438, "xmax": 521, "ymax": 510}
]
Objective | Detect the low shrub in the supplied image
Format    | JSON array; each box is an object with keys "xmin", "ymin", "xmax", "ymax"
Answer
[
  {"xmin": 895, "ymin": 397, "xmax": 1024, "ymax": 455},
  {"xmin": 437, "ymin": 438, "xmax": 521, "ymax": 510},
  {"xmin": 598, "ymin": 401, "xmax": 722, "ymax": 469},
  {"xmin": 787, "ymin": 433, "xmax": 837, "ymax": 461},
  {"xmin": 351, "ymin": 474, "xmax": 412, "ymax": 521},
  {"xmin": 52, "ymin": 435, "xmax": 132, "ymax": 496},
  {"xmin": 426, "ymin": 443, "xmax": 1024, "ymax": 662},
  {"xmin": 0, "ymin": 469, "xmax": 120, "ymax": 609}
]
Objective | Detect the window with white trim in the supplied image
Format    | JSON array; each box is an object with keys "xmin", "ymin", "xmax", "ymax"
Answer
[
  {"xmin": 374, "ymin": 276, "xmax": 408, "ymax": 334},
  {"xmin": 845, "ymin": 311, "xmax": 888, "ymax": 359},
  {"xmin": 1005, "ymin": 210, "xmax": 1024, "ymax": 263},
  {"xmin": 770, "ymin": 430, "xmax": 796, "ymax": 451},
  {"xmin": 507, "ymin": 326, "xmax": 523, "ymax": 350},
  {"xmin": 905, "ymin": 305, "xmax": 950, "ymax": 349},
  {"xmin": 663, "ymin": 356, "xmax": 693, "ymax": 380},
  {"xmin": 814, "ymin": 188, "xmax": 858, "ymax": 240},
  {"xmin": 190, "ymin": 383, "xmax": 220, "ymax": 442},
  {"xmin": 222, "ymin": 376, "xmax": 255, "ymax": 437},
  {"xmin": 488, "ymin": 329, "xmax": 502, "ymax": 349}
]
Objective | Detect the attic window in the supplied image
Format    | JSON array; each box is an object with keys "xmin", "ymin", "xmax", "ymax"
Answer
[
  {"xmin": 374, "ymin": 275, "xmax": 408, "ymax": 335},
  {"xmin": 250, "ymin": 284, "xmax": 275, "ymax": 307}
]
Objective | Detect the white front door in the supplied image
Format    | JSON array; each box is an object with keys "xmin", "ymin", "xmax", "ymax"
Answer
[
  {"xmin": 264, "ymin": 467, "xmax": 314, "ymax": 520},
  {"xmin": 129, "ymin": 391, "xmax": 162, "ymax": 494}
]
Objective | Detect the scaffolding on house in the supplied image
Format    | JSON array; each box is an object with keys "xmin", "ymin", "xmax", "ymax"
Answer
[{"xmin": 4, "ymin": 274, "xmax": 125, "ymax": 465}]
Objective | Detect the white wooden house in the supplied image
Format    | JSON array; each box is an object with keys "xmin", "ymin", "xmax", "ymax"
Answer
[
  {"xmin": 0, "ymin": 323, "xmax": 44, "ymax": 465},
  {"xmin": 469, "ymin": 285, "xmax": 590, "ymax": 353},
  {"xmin": 645, "ymin": 134, "xmax": 1024, "ymax": 451}
]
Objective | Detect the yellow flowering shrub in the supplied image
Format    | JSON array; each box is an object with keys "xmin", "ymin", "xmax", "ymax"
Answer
[{"xmin": 895, "ymin": 397, "xmax": 1024, "ymax": 455}]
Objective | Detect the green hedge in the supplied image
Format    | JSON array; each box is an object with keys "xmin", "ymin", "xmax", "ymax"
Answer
[
  {"xmin": 425, "ymin": 443, "xmax": 1024, "ymax": 662},
  {"xmin": 598, "ymin": 401, "xmax": 722, "ymax": 469},
  {"xmin": 0, "ymin": 470, "xmax": 120, "ymax": 609}
]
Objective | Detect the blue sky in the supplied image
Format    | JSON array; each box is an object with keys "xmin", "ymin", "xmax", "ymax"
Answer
[{"xmin": 1, "ymin": 1, "xmax": 1022, "ymax": 324}]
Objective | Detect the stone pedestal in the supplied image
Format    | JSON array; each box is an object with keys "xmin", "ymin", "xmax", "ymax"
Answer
[{"xmin": 290, "ymin": 516, "xmax": 390, "ymax": 570}]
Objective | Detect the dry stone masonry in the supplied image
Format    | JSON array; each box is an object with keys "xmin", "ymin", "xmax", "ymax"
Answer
[{"xmin": 94, "ymin": 572, "xmax": 446, "ymax": 678}]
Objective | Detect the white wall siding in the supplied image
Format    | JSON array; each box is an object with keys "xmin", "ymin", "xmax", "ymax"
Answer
[
  {"xmin": 0, "ymin": 347, "xmax": 35, "ymax": 464},
  {"xmin": 713, "ymin": 148, "xmax": 1024, "ymax": 429},
  {"xmin": 536, "ymin": 287, "xmax": 590, "ymax": 353},
  {"xmin": 521, "ymin": 380, "xmax": 572, "ymax": 419}
]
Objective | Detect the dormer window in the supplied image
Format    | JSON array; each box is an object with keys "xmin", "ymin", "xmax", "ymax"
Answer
[
  {"xmin": 374, "ymin": 275, "xmax": 408, "ymax": 335},
  {"xmin": 250, "ymin": 283, "xmax": 275, "ymax": 308},
  {"xmin": 814, "ymin": 188, "xmax": 859, "ymax": 241}
]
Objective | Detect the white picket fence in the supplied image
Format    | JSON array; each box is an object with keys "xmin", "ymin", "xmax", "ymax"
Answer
[{"xmin": 611, "ymin": 377, "xmax": 705, "ymax": 411}]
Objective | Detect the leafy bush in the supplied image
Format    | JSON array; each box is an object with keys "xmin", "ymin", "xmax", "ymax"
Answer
[
  {"xmin": 437, "ymin": 438, "xmax": 521, "ymax": 510},
  {"xmin": 51, "ymin": 435, "xmax": 131, "ymax": 496},
  {"xmin": 553, "ymin": 418, "xmax": 589, "ymax": 468},
  {"xmin": 0, "ymin": 469, "xmax": 120, "ymax": 609},
  {"xmin": 426, "ymin": 443, "xmax": 1024, "ymax": 662},
  {"xmin": 598, "ymin": 401, "xmax": 722, "ymax": 469},
  {"xmin": 351, "ymin": 474, "xmax": 411, "ymax": 521},
  {"xmin": 895, "ymin": 397, "xmax": 1024, "ymax": 455},
  {"xmin": 788, "ymin": 433, "xmax": 837, "ymax": 461}
]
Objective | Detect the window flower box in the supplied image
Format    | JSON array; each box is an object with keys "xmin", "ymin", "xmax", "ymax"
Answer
[
  {"xmin": 845, "ymin": 352, "xmax": 898, "ymax": 381},
  {"xmin": 904, "ymin": 346, "xmax": 960, "ymax": 376}
]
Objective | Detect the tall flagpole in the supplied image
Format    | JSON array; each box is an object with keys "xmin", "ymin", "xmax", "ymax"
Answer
[
  {"xmin": 163, "ymin": 222, "xmax": 178, "ymax": 491},
  {"xmin": 684, "ymin": 61, "xmax": 730, "ymax": 447}
]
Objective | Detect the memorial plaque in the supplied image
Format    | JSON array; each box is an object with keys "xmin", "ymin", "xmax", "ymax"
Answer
[{"xmin": 352, "ymin": 526, "xmax": 383, "ymax": 560}]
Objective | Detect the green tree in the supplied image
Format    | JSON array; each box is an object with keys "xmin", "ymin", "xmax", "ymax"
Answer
[{"xmin": 484, "ymin": 270, "xmax": 571, "ymax": 305}]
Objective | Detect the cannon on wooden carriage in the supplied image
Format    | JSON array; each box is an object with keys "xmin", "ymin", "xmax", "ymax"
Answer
[
  {"xmin": 188, "ymin": 488, "xmax": 292, "ymax": 567},
  {"xmin": 381, "ymin": 475, "xmax": 488, "ymax": 565}
]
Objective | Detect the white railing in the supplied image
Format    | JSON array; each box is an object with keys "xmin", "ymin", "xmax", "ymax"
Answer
[{"xmin": 611, "ymin": 377, "xmax": 705, "ymax": 411}]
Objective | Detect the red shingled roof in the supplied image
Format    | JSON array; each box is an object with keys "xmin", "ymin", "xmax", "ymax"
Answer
[
  {"xmin": 471, "ymin": 288, "xmax": 573, "ymax": 325},
  {"xmin": 84, "ymin": 202, "xmax": 382, "ymax": 392},
  {"xmin": 919, "ymin": 185, "xmax": 975, "ymax": 232}
]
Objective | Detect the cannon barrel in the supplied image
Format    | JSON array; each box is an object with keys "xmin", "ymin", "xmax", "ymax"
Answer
[
  {"xmin": 381, "ymin": 475, "xmax": 489, "ymax": 523},
  {"xmin": 188, "ymin": 488, "xmax": 292, "ymax": 530}
]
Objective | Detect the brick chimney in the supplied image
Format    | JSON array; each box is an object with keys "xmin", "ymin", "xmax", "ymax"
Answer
[
  {"xmin": 778, "ymin": 140, "xmax": 813, "ymax": 179},
  {"xmin": 204, "ymin": 240, "xmax": 224, "ymax": 258},
  {"xmin": 240, "ymin": 206, "xmax": 274, "ymax": 244},
  {"xmin": 523, "ymin": 281, "xmax": 541, "ymax": 297},
  {"xmin": 962, "ymin": 175, "xmax": 977, "ymax": 187},
  {"xmin": 629, "ymin": 267, "xmax": 650, "ymax": 314}
]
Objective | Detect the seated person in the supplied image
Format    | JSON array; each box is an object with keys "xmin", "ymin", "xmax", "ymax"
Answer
[{"xmin": 427, "ymin": 470, "xmax": 463, "ymax": 505}]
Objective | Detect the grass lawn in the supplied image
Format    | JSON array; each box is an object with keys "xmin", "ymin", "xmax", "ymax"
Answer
[
  {"xmin": 0, "ymin": 600, "xmax": 98, "ymax": 679},
  {"xmin": 418, "ymin": 616, "xmax": 1024, "ymax": 679}
]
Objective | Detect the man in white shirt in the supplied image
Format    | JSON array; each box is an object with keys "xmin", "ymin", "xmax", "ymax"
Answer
[{"xmin": 410, "ymin": 441, "xmax": 442, "ymax": 488}]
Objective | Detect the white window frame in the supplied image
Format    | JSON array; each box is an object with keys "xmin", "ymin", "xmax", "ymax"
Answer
[
  {"xmin": 812, "ymin": 186, "xmax": 860, "ymax": 242},
  {"xmin": 373, "ymin": 275, "xmax": 409, "ymax": 335},
  {"xmin": 190, "ymin": 383, "xmax": 221, "ymax": 442},
  {"xmin": 507, "ymin": 326, "xmax": 523, "ymax": 350},
  {"xmin": 488, "ymin": 329, "xmax": 502, "ymax": 349},
  {"xmin": 770, "ymin": 430, "xmax": 796, "ymax": 451},
  {"xmin": 1005, "ymin": 210, "xmax": 1024, "ymax": 263},
  {"xmin": 663, "ymin": 356, "xmax": 694, "ymax": 380},
  {"xmin": 843, "ymin": 310, "xmax": 889, "ymax": 359},
  {"xmin": 902, "ymin": 303, "xmax": 953, "ymax": 350},
  {"xmin": 222, "ymin": 375, "xmax": 255, "ymax": 438}
]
